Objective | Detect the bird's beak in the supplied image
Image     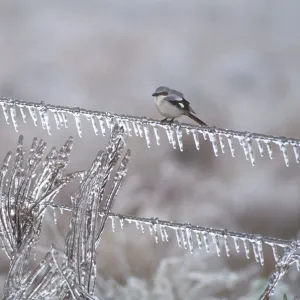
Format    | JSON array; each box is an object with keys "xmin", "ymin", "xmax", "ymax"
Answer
[{"xmin": 152, "ymin": 93, "xmax": 158, "ymax": 96}]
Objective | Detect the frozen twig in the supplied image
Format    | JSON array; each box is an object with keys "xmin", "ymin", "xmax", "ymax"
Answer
[{"xmin": 1, "ymin": 97, "xmax": 300, "ymax": 166}]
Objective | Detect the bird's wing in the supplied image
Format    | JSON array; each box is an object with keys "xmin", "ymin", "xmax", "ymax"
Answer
[
  {"xmin": 164, "ymin": 94, "xmax": 192, "ymax": 112},
  {"xmin": 168, "ymin": 89, "xmax": 196, "ymax": 114}
]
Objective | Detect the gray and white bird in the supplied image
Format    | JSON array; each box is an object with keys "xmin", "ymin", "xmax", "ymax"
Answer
[{"xmin": 152, "ymin": 86, "xmax": 207, "ymax": 126}]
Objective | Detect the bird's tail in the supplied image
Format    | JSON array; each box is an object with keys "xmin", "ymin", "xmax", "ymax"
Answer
[{"xmin": 186, "ymin": 112, "xmax": 207, "ymax": 126}]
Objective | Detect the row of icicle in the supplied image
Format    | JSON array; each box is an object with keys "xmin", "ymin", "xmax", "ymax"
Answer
[
  {"xmin": 50, "ymin": 203, "xmax": 300, "ymax": 269},
  {"xmin": 1, "ymin": 98, "xmax": 300, "ymax": 166}
]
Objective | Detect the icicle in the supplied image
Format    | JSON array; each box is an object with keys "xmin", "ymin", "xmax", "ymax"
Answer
[
  {"xmin": 53, "ymin": 111, "xmax": 61, "ymax": 129},
  {"xmin": 185, "ymin": 128, "xmax": 191, "ymax": 135},
  {"xmin": 252, "ymin": 242, "xmax": 260, "ymax": 263},
  {"xmin": 105, "ymin": 114, "xmax": 112, "ymax": 129},
  {"xmin": 219, "ymin": 134, "xmax": 226, "ymax": 154},
  {"xmin": 10, "ymin": 105, "xmax": 18, "ymax": 132},
  {"xmin": 195, "ymin": 232, "xmax": 202, "ymax": 249},
  {"xmin": 28, "ymin": 107, "xmax": 38, "ymax": 126},
  {"xmin": 125, "ymin": 120, "xmax": 132, "ymax": 136},
  {"xmin": 186, "ymin": 227, "xmax": 193, "ymax": 254},
  {"xmin": 20, "ymin": 107, "xmax": 27, "ymax": 123},
  {"xmin": 140, "ymin": 222, "xmax": 144, "ymax": 233},
  {"xmin": 97, "ymin": 116, "xmax": 106, "ymax": 136},
  {"xmin": 53, "ymin": 208, "xmax": 57, "ymax": 225},
  {"xmin": 153, "ymin": 126, "xmax": 160, "ymax": 145},
  {"xmin": 202, "ymin": 232, "xmax": 210, "ymax": 252},
  {"xmin": 60, "ymin": 207, "xmax": 64, "ymax": 214},
  {"xmin": 271, "ymin": 244, "xmax": 279, "ymax": 262},
  {"xmin": 119, "ymin": 217, "xmax": 124, "ymax": 230},
  {"xmin": 137, "ymin": 122, "xmax": 143, "ymax": 138},
  {"xmin": 166, "ymin": 127, "xmax": 176, "ymax": 149},
  {"xmin": 192, "ymin": 130, "xmax": 200, "ymax": 150},
  {"xmin": 224, "ymin": 235, "xmax": 230, "ymax": 257},
  {"xmin": 163, "ymin": 226, "xmax": 169, "ymax": 242},
  {"xmin": 1, "ymin": 103, "xmax": 10, "ymax": 124},
  {"xmin": 132, "ymin": 121, "xmax": 139, "ymax": 136},
  {"xmin": 117, "ymin": 119, "xmax": 127, "ymax": 135},
  {"xmin": 209, "ymin": 132, "xmax": 218, "ymax": 157},
  {"xmin": 256, "ymin": 140, "xmax": 264, "ymax": 157},
  {"xmin": 176, "ymin": 126, "xmax": 183, "ymax": 152},
  {"xmin": 175, "ymin": 228, "xmax": 182, "ymax": 248},
  {"xmin": 74, "ymin": 113, "xmax": 83, "ymax": 138},
  {"xmin": 226, "ymin": 135, "xmax": 235, "ymax": 157},
  {"xmin": 256, "ymin": 239, "xmax": 264, "ymax": 266},
  {"xmin": 211, "ymin": 233, "xmax": 221, "ymax": 257},
  {"xmin": 135, "ymin": 221, "xmax": 140, "ymax": 230},
  {"xmin": 61, "ymin": 112, "xmax": 68, "ymax": 128},
  {"xmin": 111, "ymin": 216, "xmax": 115, "ymax": 232},
  {"xmin": 279, "ymin": 142, "xmax": 289, "ymax": 167},
  {"xmin": 160, "ymin": 225, "xmax": 166, "ymax": 242},
  {"xmin": 296, "ymin": 259, "xmax": 300, "ymax": 272},
  {"xmin": 180, "ymin": 228, "xmax": 188, "ymax": 250},
  {"xmin": 243, "ymin": 239, "xmax": 250, "ymax": 259},
  {"xmin": 266, "ymin": 142, "xmax": 273, "ymax": 159},
  {"xmin": 233, "ymin": 237, "xmax": 240, "ymax": 253},
  {"xmin": 143, "ymin": 123, "xmax": 151, "ymax": 148},
  {"xmin": 90, "ymin": 116, "xmax": 99, "ymax": 136},
  {"xmin": 239, "ymin": 137, "xmax": 249, "ymax": 161},
  {"xmin": 153, "ymin": 224, "xmax": 159, "ymax": 243},
  {"xmin": 293, "ymin": 145, "xmax": 300, "ymax": 163},
  {"xmin": 38, "ymin": 106, "xmax": 51, "ymax": 135},
  {"xmin": 247, "ymin": 140, "xmax": 255, "ymax": 166}
]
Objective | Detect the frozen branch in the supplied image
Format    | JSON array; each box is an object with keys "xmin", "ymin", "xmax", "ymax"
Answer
[
  {"xmin": 1, "ymin": 97, "xmax": 299, "ymax": 166},
  {"xmin": 48, "ymin": 204, "xmax": 300, "ymax": 272},
  {"xmin": 0, "ymin": 135, "xmax": 80, "ymax": 299}
]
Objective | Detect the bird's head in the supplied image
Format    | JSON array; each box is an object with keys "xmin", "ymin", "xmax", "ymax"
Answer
[{"xmin": 152, "ymin": 86, "xmax": 169, "ymax": 97}]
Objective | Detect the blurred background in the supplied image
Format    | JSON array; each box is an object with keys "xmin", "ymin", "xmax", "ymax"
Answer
[{"xmin": 0, "ymin": 0, "xmax": 300, "ymax": 298}]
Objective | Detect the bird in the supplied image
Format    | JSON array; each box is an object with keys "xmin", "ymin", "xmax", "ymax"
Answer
[{"xmin": 152, "ymin": 86, "xmax": 207, "ymax": 126}]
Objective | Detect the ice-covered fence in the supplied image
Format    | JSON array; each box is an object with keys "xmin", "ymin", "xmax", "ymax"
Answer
[{"xmin": 1, "ymin": 97, "xmax": 299, "ymax": 167}]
